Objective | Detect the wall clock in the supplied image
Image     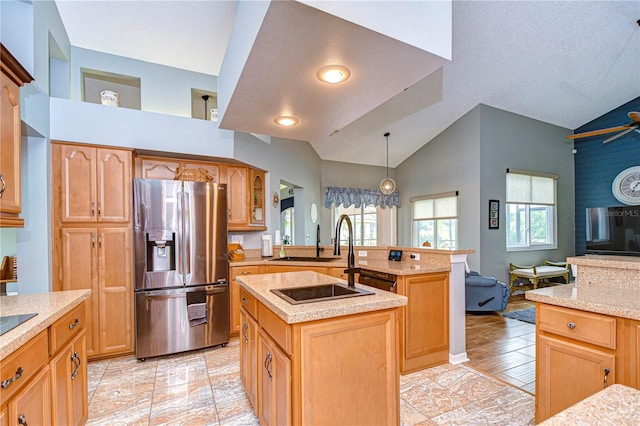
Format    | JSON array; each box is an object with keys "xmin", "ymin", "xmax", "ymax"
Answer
[{"xmin": 612, "ymin": 166, "xmax": 640, "ymax": 205}]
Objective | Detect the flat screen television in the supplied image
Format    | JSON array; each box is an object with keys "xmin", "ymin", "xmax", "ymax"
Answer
[{"xmin": 585, "ymin": 206, "xmax": 640, "ymax": 256}]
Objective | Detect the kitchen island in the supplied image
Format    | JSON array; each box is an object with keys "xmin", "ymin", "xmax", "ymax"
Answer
[
  {"xmin": 237, "ymin": 270, "xmax": 407, "ymax": 425},
  {"xmin": 526, "ymin": 255, "xmax": 640, "ymax": 423},
  {"xmin": 1, "ymin": 290, "xmax": 91, "ymax": 425}
]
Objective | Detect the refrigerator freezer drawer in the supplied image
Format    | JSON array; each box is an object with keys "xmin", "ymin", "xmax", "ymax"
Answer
[{"xmin": 135, "ymin": 284, "xmax": 230, "ymax": 359}]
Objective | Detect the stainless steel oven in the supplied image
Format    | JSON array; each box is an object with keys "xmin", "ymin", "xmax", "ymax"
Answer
[{"xmin": 358, "ymin": 269, "xmax": 397, "ymax": 293}]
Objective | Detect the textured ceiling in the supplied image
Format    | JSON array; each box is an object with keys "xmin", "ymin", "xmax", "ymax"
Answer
[{"xmin": 55, "ymin": 1, "xmax": 640, "ymax": 167}]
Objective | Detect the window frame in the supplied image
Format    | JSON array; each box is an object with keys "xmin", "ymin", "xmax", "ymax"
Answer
[
  {"xmin": 332, "ymin": 204, "xmax": 397, "ymax": 247},
  {"xmin": 410, "ymin": 192, "xmax": 459, "ymax": 249}
]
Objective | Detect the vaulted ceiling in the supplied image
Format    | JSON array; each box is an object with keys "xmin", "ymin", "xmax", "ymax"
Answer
[{"xmin": 55, "ymin": 0, "xmax": 640, "ymax": 167}]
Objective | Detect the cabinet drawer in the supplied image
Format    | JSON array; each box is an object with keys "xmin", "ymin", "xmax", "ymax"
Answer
[
  {"xmin": 0, "ymin": 329, "xmax": 49, "ymax": 406},
  {"xmin": 539, "ymin": 304, "xmax": 616, "ymax": 349},
  {"xmin": 258, "ymin": 302, "xmax": 292, "ymax": 355},
  {"xmin": 239, "ymin": 287, "xmax": 258, "ymax": 319},
  {"xmin": 232, "ymin": 266, "xmax": 262, "ymax": 278},
  {"xmin": 49, "ymin": 302, "xmax": 86, "ymax": 355}
]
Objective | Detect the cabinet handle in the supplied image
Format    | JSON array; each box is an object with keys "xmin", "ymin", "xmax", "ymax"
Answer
[
  {"xmin": 241, "ymin": 271, "xmax": 251, "ymax": 275},
  {"xmin": 264, "ymin": 352, "xmax": 273, "ymax": 381},
  {"xmin": 17, "ymin": 414, "xmax": 27, "ymax": 426},
  {"xmin": 71, "ymin": 352, "xmax": 81, "ymax": 380},
  {"xmin": 91, "ymin": 201, "xmax": 95, "ymax": 216},
  {"xmin": 241, "ymin": 297, "xmax": 248, "ymax": 305},
  {"xmin": 69, "ymin": 318, "xmax": 80, "ymax": 330},
  {"xmin": 242, "ymin": 323, "xmax": 249, "ymax": 343},
  {"xmin": 97, "ymin": 202, "xmax": 102, "ymax": 216},
  {"xmin": 567, "ymin": 321, "xmax": 576, "ymax": 329},
  {"xmin": 0, "ymin": 173, "xmax": 5, "ymax": 198},
  {"xmin": 603, "ymin": 367, "xmax": 610, "ymax": 388},
  {"xmin": 1, "ymin": 366, "xmax": 23, "ymax": 388},
  {"xmin": 92, "ymin": 234, "xmax": 96, "ymax": 248},
  {"xmin": 98, "ymin": 233, "xmax": 103, "ymax": 248}
]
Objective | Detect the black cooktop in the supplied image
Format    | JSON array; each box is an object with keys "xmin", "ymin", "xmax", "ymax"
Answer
[{"xmin": 0, "ymin": 313, "xmax": 38, "ymax": 336}]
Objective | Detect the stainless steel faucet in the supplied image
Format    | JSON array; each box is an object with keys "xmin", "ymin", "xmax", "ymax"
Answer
[
  {"xmin": 316, "ymin": 224, "xmax": 321, "ymax": 258},
  {"xmin": 334, "ymin": 214, "xmax": 359, "ymax": 287}
]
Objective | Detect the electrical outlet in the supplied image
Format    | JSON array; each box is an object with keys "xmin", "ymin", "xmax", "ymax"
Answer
[
  {"xmin": 358, "ymin": 250, "xmax": 367, "ymax": 257},
  {"xmin": 231, "ymin": 235, "xmax": 243, "ymax": 245},
  {"xmin": 411, "ymin": 253, "xmax": 420, "ymax": 261}
]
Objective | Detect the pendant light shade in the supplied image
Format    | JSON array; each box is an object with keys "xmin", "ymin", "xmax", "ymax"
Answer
[{"xmin": 380, "ymin": 132, "xmax": 396, "ymax": 194}]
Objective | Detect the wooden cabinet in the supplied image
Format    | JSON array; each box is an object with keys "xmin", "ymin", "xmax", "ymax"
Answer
[
  {"xmin": 266, "ymin": 265, "xmax": 328, "ymax": 274},
  {"xmin": 535, "ymin": 303, "xmax": 620, "ymax": 423},
  {"xmin": 59, "ymin": 227, "xmax": 132, "ymax": 357},
  {"xmin": 0, "ymin": 406, "xmax": 6, "ymax": 426},
  {"xmin": 0, "ymin": 44, "xmax": 33, "ymax": 228},
  {"xmin": 52, "ymin": 142, "xmax": 134, "ymax": 359},
  {"xmin": 226, "ymin": 165, "xmax": 249, "ymax": 227},
  {"xmin": 240, "ymin": 307, "xmax": 258, "ymax": 412},
  {"xmin": 6, "ymin": 365, "xmax": 51, "ymax": 426},
  {"xmin": 135, "ymin": 156, "xmax": 222, "ymax": 183},
  {"xmin": 397, "ymin": 272, "xmax": 449, "ymax": 373},
  {"xmin": 250, "ymin": 169, "xmax": 265, "ymax": 226},
  {"xmin": 56, "ymin": 144, "xmax": 131, "ymax": 223},
  {"xmin": 51, "ymin": 330, "xmax": 87, "ymax": 426},
  {"xmin": 239, "ymin": 286, "xmax": 400, "ymax": 425},
  {"xmin": 258, "ymin": 329, "xmax": 291, "ymax": 426},
  {"xmin": 230, "ymin": 266, "xmax": 264, "ymax": 335}
]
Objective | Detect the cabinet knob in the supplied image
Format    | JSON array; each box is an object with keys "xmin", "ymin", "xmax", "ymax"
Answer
[
  {"xmin": 68, "ymin": 318, "xmax": 80, "ymax": 330},
  {"xmin": 18, "ymin": 414, "xmax": 27, "ymax": 426},
  {"xmin": 567, "ymin": 321, "xmax": 576, "ymax": 329},
  {"xmin": 0, "ymin": 173, "xmax": 5, "ymax": 198},
  {"xmin": 241, "ymin": 298, "xmax": 248, "ymax": 305},
  {"xmin": 603, "ymin": 367, "xmax": 610, "ymax": 388},
  {"xmin": 91, "ymin": 201, "xmax": 95, "ymax": 216}
]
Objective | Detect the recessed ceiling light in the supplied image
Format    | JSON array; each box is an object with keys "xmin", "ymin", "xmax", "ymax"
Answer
[
  {"xmin": 316, "ymin": 65, "xmax": 351, "ymax": 84},
  {"xmin": 274, "ymin": 116, "xmax": 299, "ymax": 126}
]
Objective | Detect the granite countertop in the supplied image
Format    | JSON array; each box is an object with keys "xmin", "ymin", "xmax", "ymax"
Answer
[
  {"xmin": 525, "ymin": 284, "xmax": 640, "ymax": 321},
  {"xmin": 237, "ymin": 270, "xmax": 407, "ymax": 324},
  {"xmin": 0, "ymin": 290, "xmax": 91, "ymax": 360},
  {"xmin": 231, "ymin": 256, "xmax": 450, "ymax": 276},
  {"xmin": 567, "ymin": 255, "xmax": 640, "ymax": 270},
  {"xmin": 540, "ymin": 384, "xmax": 640, "ymax": 425}
]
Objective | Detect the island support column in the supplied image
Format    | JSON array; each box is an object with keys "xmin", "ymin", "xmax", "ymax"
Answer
[{"xmin": 449, "ymin": 254, "xmax": 469, "ymax": 364}]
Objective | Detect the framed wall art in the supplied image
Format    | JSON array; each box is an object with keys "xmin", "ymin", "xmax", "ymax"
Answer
[{"xmin": 489, "ymin": 199, "xmax": 499, "ymax": 229}]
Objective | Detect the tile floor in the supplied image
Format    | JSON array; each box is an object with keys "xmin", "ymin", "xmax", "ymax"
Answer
[{"xmin": 86, "ymin": 329, "xmax": 535, "ymax": 425}]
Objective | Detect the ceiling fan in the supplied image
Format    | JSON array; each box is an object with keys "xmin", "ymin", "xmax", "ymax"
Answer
[{"xmin": 566, "ymin": 111, "xmax": 640, "ymax": 144}]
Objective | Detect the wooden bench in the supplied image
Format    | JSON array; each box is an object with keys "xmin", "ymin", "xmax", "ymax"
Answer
[{"xmin": 509, "ymin": 260, "xmax": 569, "ymax": 291}]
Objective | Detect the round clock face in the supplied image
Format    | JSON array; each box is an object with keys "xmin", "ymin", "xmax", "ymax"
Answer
[{"xmin": 612, "ymin": 166, "xmax": 640, "ymax": 205}]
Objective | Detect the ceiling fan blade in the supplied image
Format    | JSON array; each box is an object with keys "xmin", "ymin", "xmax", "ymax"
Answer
[
  {"xmin": 603, "ymin": 125, "xmax": 639, "ymax": 144},
  {"xmin": 566, "ymin": 125, "xmax": 632, "ymax": 140},
  {"xmin": 628, "ymin": 111, "xmax": 640, "ymax": 123}
]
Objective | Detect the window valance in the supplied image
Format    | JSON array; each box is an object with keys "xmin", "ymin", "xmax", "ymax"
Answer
[{"xmin": 325, "ymin": 186, "xmax": 399, "ymax": 209}]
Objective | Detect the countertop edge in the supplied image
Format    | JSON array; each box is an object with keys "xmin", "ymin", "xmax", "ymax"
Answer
[{"xmin": 0, "ymin": 290, "xmax": 91, "ymax": 360}]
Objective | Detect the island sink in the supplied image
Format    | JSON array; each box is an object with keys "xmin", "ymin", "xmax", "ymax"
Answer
[
  {"xmin": 269, "ymin": 256, "xmax": 341, "ymax": 262},
  {"xmin": 271, "ymin": 283, "xmax": 374, "ymax": 304}
]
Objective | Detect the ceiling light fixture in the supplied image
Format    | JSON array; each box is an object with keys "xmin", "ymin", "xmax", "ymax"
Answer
[
  {"xmin": 316, "ymin": 65, "xmax": 351, "ymax": 84},
  {"xmin": 380, "ymin": 132, "xmax": 396, "ymax": 195},
  {"xmin": 274, "ymin": 116, "xmax": 299, "ymax": 126}
]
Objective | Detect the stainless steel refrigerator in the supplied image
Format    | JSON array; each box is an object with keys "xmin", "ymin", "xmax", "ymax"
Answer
[{"xmin": 133, "ymin": 178, "xmax": 229, "ymax": 360}]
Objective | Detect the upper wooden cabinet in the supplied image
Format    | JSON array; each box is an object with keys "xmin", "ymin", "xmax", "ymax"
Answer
[
  {"xmin": 135, "ymin": 155, "xmax": 266, "ymax": 231},
  {"xmin": 0, "ymin": 44, "xmax": 33, "ymax": 228},
  {"xmin": 53, "ymin": 143, "xmax": 132, "ymax": 224}
]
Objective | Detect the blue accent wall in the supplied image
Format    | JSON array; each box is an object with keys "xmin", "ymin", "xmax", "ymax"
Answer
[{"xmin": 574, "ymin": 97, "xmax": 640, "ymax": 255}]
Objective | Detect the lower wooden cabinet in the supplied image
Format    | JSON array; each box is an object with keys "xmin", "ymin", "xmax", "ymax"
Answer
[
  {"xmin": 0, "ymin": 406, "xmax": 6, "ymax": 426},
  {"xmin": 397, "ymin": 272, "xmax": 449, "ymax": 373},
  {"xmin": 6, "ymin": 365, "xmax": 51, "ymax": 426},
  {"xmin": 230, "ymin": 266, "xmax": 264, "ymax": 335},
  {"xmin": 51, "ymin": 330, "xmax": 88, "ymax": 426},
  {"xmin": 257, "ymin": 329, "xmax": 291, "ymax": 426},
  {"xmin": 239, "ymin": 308, "xmax": 258, "ymax": 411}
]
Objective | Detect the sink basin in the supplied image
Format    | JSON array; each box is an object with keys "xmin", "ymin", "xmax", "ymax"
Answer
[
  {"xmin": 271, "ymin": 284, "xmax": 374, "ymax": 305},
  {"xmin": 269, "ymin": 256, "xmax": 342, "ymax": 262}
]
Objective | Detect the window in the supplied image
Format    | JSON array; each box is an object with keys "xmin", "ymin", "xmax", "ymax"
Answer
[
  {"xmin": 411, "ymin": 192, "xmax": 458, "ymax": 249},
  {"xmin": 332, "ymin": 204, "xmax": 397, "ymax": 246},
  {"xmin": 506, "ymin": 169, "xmax": 557, "ymax": 250}
]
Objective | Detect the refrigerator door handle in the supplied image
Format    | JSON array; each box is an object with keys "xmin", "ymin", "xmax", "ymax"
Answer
[{"xmin": 183, "ymin": 189, "xmax": 191, "ymax": 279}]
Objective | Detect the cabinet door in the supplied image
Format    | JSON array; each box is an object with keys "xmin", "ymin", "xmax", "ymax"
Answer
[
  {"xmin": 258, "ymin": 330, "xmax": 291, "ymax": 426},
  {"xmin": 230, "ymin": 266, "xmax": 262, "ymax": 335},
  {"xmin": 137, "ymin": 158, "xmax": 180, "ymax": 179},
  {"xmin": 537, "ymin": 334, "xmax": 615, "ymax": 422},
  {"xmin": 70, "ymin": 330, "xmax": 88, "ymax": 426},
  {"xmin": 184, "ymin": 162, "xmax": 221, "ymax": 183},
  {"xmin": 400, "ymin": 273, "xmax": 449, "ymax": 372},
  {"xmin": 0, "ymin": 406, "xmax": 6, "ymax": 426},
  {"xmin": 240, "ymin": 308, "xmax": 258, "ymax": 412},
  {"xmin": 96, "ymin": 148, "xmax": 131, "ymax": 222},
  {"xmin": 226, "ymin": 166, "xmax": 249, "ymax": 227},
  {"xmin": 50, "ymin": 342, "xmax": 73, "ymax": 425},
  {"xmin": 61, "ymin": 228, "xmax": 99, "ymax": 357},
  {"xmin": 59, "ymin": 145, "xmax": 97, "ymax": 223},
  {"xmin": 0, "ymin": 73, "xmax": 21, "ymax": 217},
  {"xmin": 250, "ymin": 169, "xmax": 265, "ymax": 226},
  {"xmin": 98, "ymin": 227, "xmax": 133, "ymax": 355},
  {"xmin": 7, "ymin": 365, "xmax": 51, "ymax": 426}
]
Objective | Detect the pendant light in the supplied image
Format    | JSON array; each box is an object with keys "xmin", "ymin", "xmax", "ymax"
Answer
[{"xmin": 380, "ymin": 132, "xmax": 396, "ymax": 194}]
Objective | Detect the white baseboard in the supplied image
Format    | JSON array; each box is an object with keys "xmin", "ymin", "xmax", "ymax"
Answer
[{"xmin": 449, "ymin": 352, "xmax": 470, "ymax": 365}]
